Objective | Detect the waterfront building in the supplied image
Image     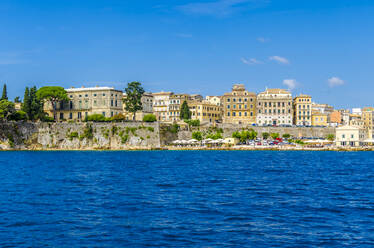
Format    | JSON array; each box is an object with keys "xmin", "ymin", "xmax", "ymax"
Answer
[
  {"xmin": 335, "ymin": 125, "xmax": 368, "ymax": 147},
  {"xmin": 123, "ymin": 92, "xmax": 153, "ymax": 121},
  {"xmin": 45, "ymin": 86, "xmax": 123, "ymax": 121},
  {"xmin": 222, "ymin": 84, "xmax": 256, "ymax": 124},
  {"xmin": 190, "ymin": 100, "xmax": 222, "ymax": 123},
  {"xmin": 168, "ymin": 94, "xmax": 191, "ymax": 122},
  {"xmin": 205, "ymin": 96, "xmax": 222, "ymax": 106},
  {"xmin": 293, "ymin": 94, "xmax": 312, "ymax": 126},
  {"xmin": 311, "ymin": 111, "xmax": 330, "ymax": 127},
  {"xmin": 152, "ymin": 91, "xmax": 173, "ymax": 122},
  {"xmin": 256, "ymin": 88, "xmax": 293, "ymax": 126}
]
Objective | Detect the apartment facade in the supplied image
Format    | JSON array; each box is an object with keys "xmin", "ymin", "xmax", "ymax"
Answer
[
  {"xmin": 311, "ymin": 111, "xmax": 330, "ymax": 126},
  {"xmin": 222, "ymin": 84, "xmax": 256, "ymax": 124},
  {"xmin": 152, "ymin": 91, "xmax": 173, "ymax": 122},
  {"xmin": 190, "ymin": 100, "xmax": 222, "ymax": 123},
  {"xmin": 123, "ymin": 92, "xmax": 153, "ymax": 121},
  {"xmin": 293, "ymin": 94, "xmax": 312, "ymax": 126},
  {"xmin": 45, "ymin": 86, "xmax": 123, "ymax": 121},
  {"xmin": 256, "ymin": 88, "xmax": 293, "ymax": 126}
]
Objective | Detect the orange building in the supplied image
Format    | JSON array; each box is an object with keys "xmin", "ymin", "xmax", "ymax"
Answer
[{"xmin": 330, "ymin": 111, "xmax": 342, "ymax": 124}]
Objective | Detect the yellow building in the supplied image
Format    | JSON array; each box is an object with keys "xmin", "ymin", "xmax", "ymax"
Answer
[
  {"xmin": 293, "ymin": 94, "xmax": 312, "ymax": 126},
  {"xmin": 46, "ymin": 86, "xmax": 123, "ymax": 121},
  {"xmin": 311, "ymin": 111, "xmax": 330, "ymax": 127},
  {"xmin": 222, "ymin": 84, "xmax": 256, "ymax": 124},
  {"xmin": 168, "ymin": 94, "xmax": 191, "ymax": 122},
  {"xmin": 190, "ymin": 100, "xmax": 222, "ymax": 123}
]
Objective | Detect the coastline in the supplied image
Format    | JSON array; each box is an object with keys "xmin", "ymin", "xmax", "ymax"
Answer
[{"xmin": 1, "ymin": 146, "xmax": 373, "ymax": 152}]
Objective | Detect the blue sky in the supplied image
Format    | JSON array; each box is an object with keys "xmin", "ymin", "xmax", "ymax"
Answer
[{"xmin": 0, "ymin": 0, "xmax": 373, "ymax": 108}]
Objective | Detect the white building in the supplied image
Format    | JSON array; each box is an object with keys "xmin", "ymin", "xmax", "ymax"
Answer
[
  {"xmin": 335, "ymin": 125, "xmax": 368, "ymax": 147},
  {"xmin": 256, "ymin": 88, "xmax": 293, "ymax": 126},
  {"xmin": 152, "ymin": 91, "xmax": 173, "ymax": 122}
]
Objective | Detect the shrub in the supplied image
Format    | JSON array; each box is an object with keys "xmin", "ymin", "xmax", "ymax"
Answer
[
  {"xmin": 170, "ymin": 124, "xmax": 179, "ymax": 134},
  {"xmin": 327, "ymin": 134, "xmax": 335, "ymax": 141},
  {"xmin": 121, "ymin": 134, "xmax": 129, "ymax": 144},
  {"xmin": 185, "ymin": 119, "xmax": 200, "ymax": 127},
  {"xmin": 111, "ymin": 113, "xmax": 127, "ymax": 122},
  {"xmin": 206, "ymin": 132, "xmax": 223, "ymax": 140},
  {"xmin": 282, "ymin": 133, "xmax": 291, "ymax": 139},
  {"xmin": 147, "ymin": 127, "xmax": 154, "ymax": 132},
  {"xmin": 85, "ymin": 114, "xmax": 107, "ymax": 122},
  {"xmin": 270, "ymin": 133, "xmax": 280, "ymax": 139},
  {"xmin": 192, "ymin": 131, "xmax": 203, "ymax": 141},
  {"xmin": 262, "ymin": 132, "xmax": 270, "ymax": 140},
  {"xmin": 67, "ymin": 131, "xmax": 79, "ymax": 141},
  {"xmin": 79, "ymin": 125, "xmax": 94, "ymax": 140},
  {"xmin": 143, "ymin": 114, "xmax": 157, "ymax": 122},
  {"xmin": 11, "ymin": 111, "xmax": 27, "ymax": 121},
  {"xmin": 111, "ymin": 126, "xmax": 118, "ymax": 135},
  {"xmin": 41, "ymin": 115, "xmax": 55, "ymax": 122}
]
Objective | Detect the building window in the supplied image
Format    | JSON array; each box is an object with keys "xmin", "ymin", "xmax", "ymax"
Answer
[
  {"xmin": 103, "ymin": 112, "xmax": 106, "ymax": 117},
  {"xmin": 69, "ymin": 113, "xmax": 73, "ymax": 119}
]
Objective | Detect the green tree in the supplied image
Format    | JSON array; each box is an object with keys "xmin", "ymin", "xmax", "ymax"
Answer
[
  {"xmin": 270, "ymin": 133, "xmax": 280, "ymax": 139},
  {"xmin": 22, "ymin": 87, "xmax": 30, "ymax": 117},
  {"xmin": 282, "ymin": 133, "xmax": 291, "ymax": 139},
  {"xmin": 0, "ymin": 100, "xmax": 15, "ymax": 121},
  {"xmin": 180, "ymin": 101, "xmax": 191, "ymax": 120},
  {"xmin": 1, "ymin": 84, "xmax": 7, "ymax": 100},
  {"xmin": 327, "ymin": 134, "xmax": 335, "ymax": 141},
  {"xmin": 29, "ymin": 87, "xmax": 43, "ymax": 120},
  {"xmin": 192, "ymin": 131, "xmax": 203, "ymax": 141},
  {"xmin": 248, "ymin": 130, "xmax": 258, "ymax": 140},
  {"xmin": 123, "ymin": 82, "xmax": 145, "ymax": 121},
  {"xmin": 262, "ymin": 132, "xmax": 270, "ymax": 140},
  {"xmin": 232, "ymin": 131, "xmax": 241, "ymax": 139},
  {"xmin": 36, "ymin": 86, "xmax": 68, "ymax": 120},
  {"xmin": 14, "ymin": 96, "xmax": 21, "ymax": 103}
]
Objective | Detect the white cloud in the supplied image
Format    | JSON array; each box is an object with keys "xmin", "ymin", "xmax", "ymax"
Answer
[
  {"xmin": 241, "ymin": 57, "xmax": 263, "ymax": 65},
  {"xmin": 328, "ymin": 77, "xmax": 344, "ymax": 87},
  {"xmin": 283, "ymin": 79, "xmax": 298, "ymax": 90},
  {"xmin": 177, "ymin": 0, "xmax": 268, "ymax": 17},
  {"xmin": 269, "ymin": 56, "xmax": 289, "ymax": 64},
  {"xmin": 257, "ymin": 37, "xmax": 269, "ymax": 43}
]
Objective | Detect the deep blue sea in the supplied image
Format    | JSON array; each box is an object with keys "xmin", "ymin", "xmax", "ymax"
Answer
[{"xmin": 0, "ymin": 151, "xmax": 374, "ymax": 247}]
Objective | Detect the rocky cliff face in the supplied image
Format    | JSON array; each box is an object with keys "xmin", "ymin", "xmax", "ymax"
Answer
[
  {"xmin": 0, "ymin": 121, "xmax": 336, "ymax": 150},
  {"xmin": 0, "ymin": 121, "xmax": 161, "ymax": 150}
]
